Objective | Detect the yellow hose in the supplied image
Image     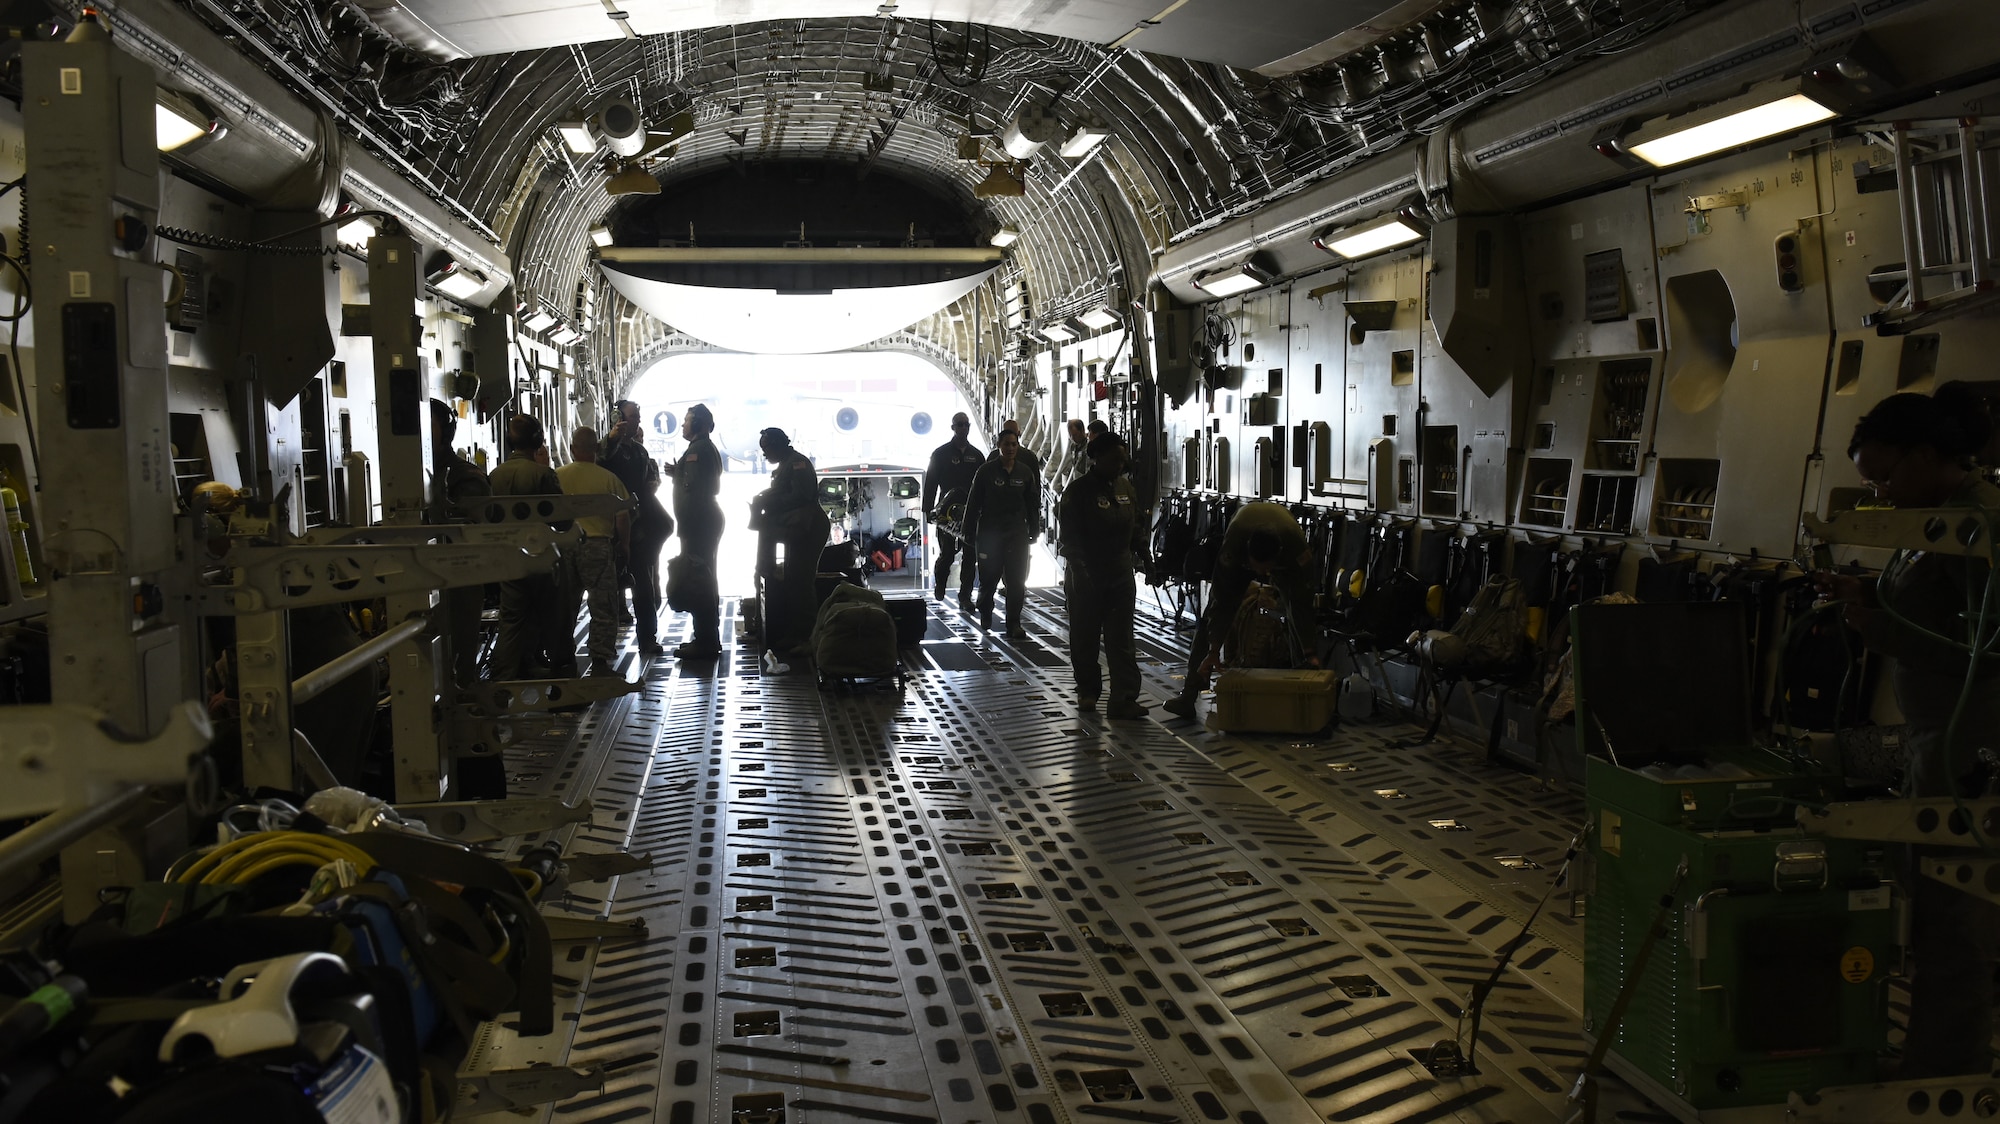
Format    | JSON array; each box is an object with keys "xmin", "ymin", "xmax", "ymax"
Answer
[
  {"xmin": 221, "ymin": 853, "xmax": 331, "ymax": 886},
  {"xmin": 180, "ymin": 832, "xmax": 374, "ymax": 885},
  {"xmin": 207, "ymin": 837, "xmax": 372, "ymax": 885}
]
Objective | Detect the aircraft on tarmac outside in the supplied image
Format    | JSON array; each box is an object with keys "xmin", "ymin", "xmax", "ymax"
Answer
[{"xmin": 635, "ymin": 370, "xmax": 966, "ymax": 473}]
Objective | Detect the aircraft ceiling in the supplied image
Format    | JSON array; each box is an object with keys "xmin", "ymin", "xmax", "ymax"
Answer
[
  {"xmin": 179, "ymin": 0, "xmax": 1729, "ymax": 372},
  {"xmin": 375, "ymin": 0, "xmax": 1399, "ymax": 76}
]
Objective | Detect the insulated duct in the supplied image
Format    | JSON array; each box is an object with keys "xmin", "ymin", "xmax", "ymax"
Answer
[
  {"xmin": 93, "ymin": 0, "xmax": 513, "ymax": 304},
  {"xmin": 343, "ymin": 0, "xmax": 469, "ymax": 62},
  {"xmin": 598, "ymin": 99, "xmax": 647, "ymax": 158}
]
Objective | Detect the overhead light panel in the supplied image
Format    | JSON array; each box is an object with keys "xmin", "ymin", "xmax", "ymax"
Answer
[
  {"xmin": 1059, "ymin": 122, "xmax": 1112, "ymax": 159},
  {"xmin": 1193, "ymin": 257, "xmax": 1275, "ymax": 298},
  {"xmin": 427, "ymin": 256, "xmax": 487, "ymax": 302},
  {"xmin": 989, "ymin": 226, "xmax": 1020, "ymax": 248},
  {"xmin": 589, "ymin": 224, "xmax": 614, "ymax": 248},
  {"xmin": 1038, "ymin": 321, "xmax": 1077, "ymax": 344},
  {"xmin": 1078, "ymin": 306, "xmax": 1119, "ymax": 331},
  {"xmin": 521, "ymin": 305, "xmax": 559, "ymax": 333},
  {"xmin": 335, "ymin": 207, "xmax": 377, "ymax": 250},
  {"xmin": 1622, "ymin": 81, "xmax": 1837, "ymax": 168},
  {"xmin": 605, "ymin": 160, "xmax": 661, "ymax": 196},
  {"xmin": 156, "ymin": 88, "xmax": 224, "ymax": 152},
  {"xmin": 556, "ymin": 118, "xmax": 595, "ymax": 155},
  {"xmin": 1314, "ymin": 209, "xmax": 1429, "ymax": 260},
  {"xmin": 548, "ymin": 324, "xmax": 583, "ymax": 346}
]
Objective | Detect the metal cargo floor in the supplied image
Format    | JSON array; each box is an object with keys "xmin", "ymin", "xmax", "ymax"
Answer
[{"xmin": 461, "ymin": 589, "xmax": 1673, "ymax": 1124}]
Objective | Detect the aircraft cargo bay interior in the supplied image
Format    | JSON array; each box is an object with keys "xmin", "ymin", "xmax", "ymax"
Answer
[{"xmin": 0, "ymin": 1, "xmax": 1993, "ymax": 1122}]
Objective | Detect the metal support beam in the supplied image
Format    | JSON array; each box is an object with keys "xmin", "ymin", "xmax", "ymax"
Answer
[
  {"xmin": 1802, "ymin": 506, "xmax": 1996, "ymax": 558},
  {"xmin": 390, "ymin": 797, "xmax": 594, "ymax": 842},
  {"xmin": 366, "ymin": 232, "xmax": 449, "ymax": 802},
  {"xmin": 24, "ymin": 27, "xmax": 181, "ymax": 732},
  {"xmin": 457, "ymin": 1065, "xmax": 605, "ymax": 1115},
  {"xmin": 291, "ymin": 614, "xmax": 431, "ymax": 706},
  {"xmin": 235, "ymin": 609, "xmax": 295, "ymax": 791},
  {"xmin": 1892, "ymin": 123, "xmax": 1929, "ymax": 308},
  {"xmin": 471, "ymin": 676, "xmax": 644, "ymax": 714},
  {"xmin": 1923, "ymin": 856, "xmax": 2000, "ymax": 906},
  {"xmin": 206, "ymin": 535, "xmax": 573, "ymax": 613},
  {"xmin": 0, "ymin": 785, "xmax": 150, "ymax": 886},
  {"xmin": 1798, "ymin": 797, "xmax": 2000, "ymax": 846},
  {"xmin": 0, "ymin": 701, "xmax": 211, "ymax": 819},
  {"xmin": 1960, "ymin": 116, "xmax": 1990, "ymax": 290},
  {"xmin": 23, "ymin": 26, "xmax": 197, "ymax": 918},
  {"xmin": 443, "ymin": 709, "xmax": 564, "ymax": 758},
  {"xmin": 562, "ymin": 851, "xmax": 655, "ymax": 882},
  {"xmin": 1787, "ymin": 1074, "xmax": 2000, "ymax": 1120}
]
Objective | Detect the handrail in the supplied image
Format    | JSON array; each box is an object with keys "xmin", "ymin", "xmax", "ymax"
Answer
[
  {"xmin": 292, "ymin": 614, "xmax": 430, "ymax": 706},
  {"xmin": 0, "ymin": 785, "xmax": 152, "ymax": 886}
]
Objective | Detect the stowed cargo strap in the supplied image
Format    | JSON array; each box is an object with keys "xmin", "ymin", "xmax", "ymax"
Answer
[{"xmin": 342, "ymin": 831, "xmax": 555, "ymax": 1038}]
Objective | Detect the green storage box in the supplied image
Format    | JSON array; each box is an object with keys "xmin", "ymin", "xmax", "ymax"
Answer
[{"xmin": 1573, "ymin": 602, "xmax": 1897, "ymax": 1117}]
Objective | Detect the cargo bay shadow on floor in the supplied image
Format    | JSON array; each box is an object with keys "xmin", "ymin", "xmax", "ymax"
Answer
[{"xmin": 464, "ymin": 586, "xmax": 1700, "ymax": 1124}]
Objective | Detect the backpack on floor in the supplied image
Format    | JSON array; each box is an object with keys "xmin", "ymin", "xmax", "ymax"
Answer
[
  {"xmin": 813, "ymin": 584, "xmax": 899, "ymax": 678},
  {"xmin": 1223, "ymin": 582, "xmax": 1295, "ymax": 669}
]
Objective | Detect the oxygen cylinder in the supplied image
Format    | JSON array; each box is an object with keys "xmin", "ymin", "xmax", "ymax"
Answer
[{"xmin": 1, "ymin": 487, "xmax": 34, "ymax": 586}]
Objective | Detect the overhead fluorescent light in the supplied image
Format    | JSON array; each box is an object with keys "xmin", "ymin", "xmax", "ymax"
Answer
[
  {"xmin": 1314, "ymin": 210, "xmax": 1428, "ymax": 260},
  {"xmin": 1623, "ymin": 82, "xmax": 1837, "ymax": 168},
  {"xmin": 1059, "ymin": 124, "xmax": 1111, "ymax": 159},
  {"xmin": 336, "ymin": 216, "xmax": 376, "ymax": 250},
  {"xmin": 156, "ymin": 88, "xmax": 224, "ymax": 152},
  {"xmin": 155, "ymin": 103, "xmax": 208, "ymax": 151},
  {"xmin": 548, "ymin": 324, "xmax": 583, "ymax": 346},
  {"xmin": 1195, "ymin": 270, "xmax": 1267, "ymax": 298},
  {"xmin": 521, "ymin": 307, "xmax": 559, "ymax": 333},
  {"xmin": 426, "ymin": 257, "xmax": 487, "ymax": 302},
  {"xmin": 1038, "ymin": 322, "xmax": 1077, "ymax": 343},
  {"xmin": 989, "ymin": 226, "xmax": 1020, "ymax": 248},
  {"xmin": 557, "ymin": 118, "xmax": 595, "ymax": 155},
  {"xmin": 589, "ymin": 224, "xmax": 614, "ymax": 248},
  {"xmin": 1193, "ymin": 258, "xmax": 1275, "ymax": 298},
  {"xmin": 1078, "ymin": 306, "xmax": 1119, "ymax": 331}
]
